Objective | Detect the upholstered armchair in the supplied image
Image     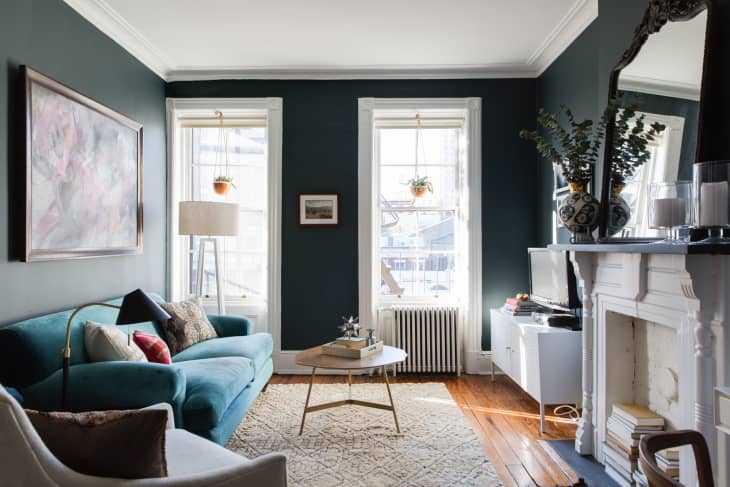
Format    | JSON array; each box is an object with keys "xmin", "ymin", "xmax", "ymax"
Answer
[{"xmin": 0, "ymin": 385, "xmax": 287, "ymax": 487}]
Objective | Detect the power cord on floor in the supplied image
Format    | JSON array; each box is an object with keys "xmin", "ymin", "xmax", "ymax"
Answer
[{"xmin": 554, "ymin": 404, "xmax": 581, "ymax": 421}]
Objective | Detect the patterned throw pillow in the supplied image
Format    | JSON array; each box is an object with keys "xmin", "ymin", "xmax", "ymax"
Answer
[
  {"xmin": 26, "ymin": 408, "xmax": 168, "ymax": 479},
  {"xmin": 159, "ymin": 299, "xmax": 218, "ymax": 354},
  {"xmin": 84, "ymin": 321, "xmax": 147, "ymax": 363},
  {"xmin": 133, "ymin": 331, "xmax": 172, "ymax": 364}
]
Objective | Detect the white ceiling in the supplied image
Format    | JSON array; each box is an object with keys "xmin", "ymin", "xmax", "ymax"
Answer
[
  {"xmin": 64, "ymin": 0, "xmax": 598, "ymax": 81},
  {"xmin": 619, "ymin": 11, "xmax": 706, "ymax": 101}
]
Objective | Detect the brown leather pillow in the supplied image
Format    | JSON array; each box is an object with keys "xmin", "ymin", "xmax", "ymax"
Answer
[{"xmin": 26, "ymin": 408, "xmax": 168, "ymax": 479}]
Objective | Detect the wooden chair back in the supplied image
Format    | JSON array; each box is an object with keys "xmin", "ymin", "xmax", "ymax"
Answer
[{"xmin": 638, "ymin": 430, "xmax": 714, "ymax": 487}]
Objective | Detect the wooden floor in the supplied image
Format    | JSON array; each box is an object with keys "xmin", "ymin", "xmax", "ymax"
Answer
[{"xmin": 271, "ymin": 373, "xmax": 581, "ymax": 487}]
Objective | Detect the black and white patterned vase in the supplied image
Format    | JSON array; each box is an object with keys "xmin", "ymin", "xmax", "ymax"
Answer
[
  {"xmin": 559, "ymin": 191, "xmax": 599, "ymax": 243},
  {"xmin": 607, "ymin": 195, "xmax": 631, "ymax": 236}
]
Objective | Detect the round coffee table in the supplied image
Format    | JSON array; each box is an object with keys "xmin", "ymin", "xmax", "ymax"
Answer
[{"xmin": 295, "ymin": 345, "xmax": 407, "ymax": 434}]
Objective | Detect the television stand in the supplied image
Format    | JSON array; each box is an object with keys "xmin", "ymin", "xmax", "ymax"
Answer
[{"xmin": 489, "ymin": 308, "xmax": 582, "ymax": 432}]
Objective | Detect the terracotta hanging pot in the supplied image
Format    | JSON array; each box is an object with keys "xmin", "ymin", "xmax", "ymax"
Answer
[
  {"xmin": 213, "ymin": 181, "xmax": 231, "ymax": 195},
  {"xmin": 410, "ymin": 186, "xmax": 429, "ymax": 198}
]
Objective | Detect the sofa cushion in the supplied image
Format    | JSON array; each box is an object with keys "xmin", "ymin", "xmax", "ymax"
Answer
[
  {"xmin": 85, "ymin": 321, "xmax": 148, "ymax": 363},
  {"xmin": 26, "ymin": 408, "xmax": 168, "ymax": 479},
  {"xmin": 134, "ymin": 331, "xmax": 172, "ymax": 364},
  {"xmin": 172, "ymin": 333, "xmax": 273, "ymax": 375},
  {"xmin": 174, "ymin": 357, "xmax": 253, "ymax": 433},
  {"xmin": 160, "ymin": 299, "xmax": 218, "ymax": 354}
]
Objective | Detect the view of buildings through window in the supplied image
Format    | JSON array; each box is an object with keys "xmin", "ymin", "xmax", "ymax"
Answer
[
  {"xmin": 377, "ymin": 125, "xmax": 463, "ymax": 298},
  {"xmin": 186, "ymin": 126, "xmax": 268, "ymax": 301}
]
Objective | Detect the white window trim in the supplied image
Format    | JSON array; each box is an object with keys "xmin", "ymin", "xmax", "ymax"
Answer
[
  {"xmin": 357, "ymin": 97, "xmax": 483, "ymax": 374},
  {"xmin": 166, "ymin": 97, "xmax": 283, "ymax": 365}
]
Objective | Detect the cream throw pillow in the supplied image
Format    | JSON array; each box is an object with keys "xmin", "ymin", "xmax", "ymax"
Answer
[{"xmin": 85, "ymin": 321, "xmax": 148, "ymax": 363}]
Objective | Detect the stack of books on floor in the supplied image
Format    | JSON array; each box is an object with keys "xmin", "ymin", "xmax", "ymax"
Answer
[
  {"xmin": 604, "ymin": 403, "xmax": 666, "ymax": 486},
  {"xmin": 502, "ymin": 298, "xmax": 540, "ymax": 316}
]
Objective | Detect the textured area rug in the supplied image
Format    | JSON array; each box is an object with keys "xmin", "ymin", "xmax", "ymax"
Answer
[{"xmin": 226, "ymin": 382, "xmax": 502, "ymax": 486}]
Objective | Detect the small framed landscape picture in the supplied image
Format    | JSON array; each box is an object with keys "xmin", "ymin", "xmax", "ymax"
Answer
[{"xmin": 298, "ymin": 193, "xmax": 340, "ymax": 226}]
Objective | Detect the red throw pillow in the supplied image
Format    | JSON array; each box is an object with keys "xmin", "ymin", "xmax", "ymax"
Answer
[{"xmin": 133, "ymin": 331, "xmax": 172, "ymax": 364}]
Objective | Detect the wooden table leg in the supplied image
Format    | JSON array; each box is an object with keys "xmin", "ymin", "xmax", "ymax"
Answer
[
  {"xmin": 347, "ymin": 369, "xmax": 352, "ymax": 401},
  {"xmin": 299, "ymin": 367, "xmax": 316, "ymax": 435},
  {"xmin": 382, "ymin": 365, "xmax": 400, "ymax": 433}
]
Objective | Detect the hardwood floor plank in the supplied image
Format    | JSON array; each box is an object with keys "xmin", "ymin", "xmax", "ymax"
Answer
[
  {"xmin": 506, "ymin": 464, "xmax": 539, "ymax": 487},
  {"xmin": 537, "ymin": 439, "xmax": 582, "ymax": 486}
]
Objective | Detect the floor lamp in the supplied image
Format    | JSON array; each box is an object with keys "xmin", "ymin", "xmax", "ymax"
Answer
[{"xmin": 179, "ymin": 201, "xmax": 240, "ymax": 315}]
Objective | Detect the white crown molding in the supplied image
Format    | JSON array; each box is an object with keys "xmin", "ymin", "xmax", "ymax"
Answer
[
  {"xmin": 527, "ymin": 0, "xmax": 599, "ymax": 76},
  {"xmin": 618, "ymin": 74, "xmax": 701, "ymax": 102},
  {"xmin": 65, "ymin": 0, "xmax": 596, "ymax": 81},
  {"xmin": 165, "ymin": 64, "xmax": 536, "ymax": 82},
  {"xmin": 63, "ymin": 0, "xmax": 172, "ymax": 79}
]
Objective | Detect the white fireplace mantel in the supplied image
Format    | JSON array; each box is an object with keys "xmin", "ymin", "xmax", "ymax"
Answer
[{"xmin": 551, "ymin": 244, "xmax": 730, "ymax": 487}]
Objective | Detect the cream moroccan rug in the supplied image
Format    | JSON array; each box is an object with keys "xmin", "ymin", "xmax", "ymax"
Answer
[{"xmin": 226, "ymin": 382, "xmax": 503, "ymax": 486}]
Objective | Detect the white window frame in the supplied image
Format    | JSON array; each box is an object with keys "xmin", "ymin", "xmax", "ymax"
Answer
[
  {"xmin": 623, "ymin": 111, "xmax": 685, "ymax": 237},
  {"xmin": 166, "ymin": 98, "xmax": 282, "ymax": 358},
  {"xmin": 357, "ymin": 97, "xmax": 483, "ymax": 373}
]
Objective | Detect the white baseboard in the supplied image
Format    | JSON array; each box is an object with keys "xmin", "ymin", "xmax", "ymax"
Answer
[{"xmin": 275, "ymin": 350, "xmax": 501, "ymax": 376}]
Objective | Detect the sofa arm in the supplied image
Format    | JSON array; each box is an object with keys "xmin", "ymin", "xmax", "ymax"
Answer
[
  {"xmin": 21, "ymin": 362, "xmax": 186, "ymax": 426},
  {"xmin": 208, "ymin": 314, "xmax": 252, "ymax": 337}
]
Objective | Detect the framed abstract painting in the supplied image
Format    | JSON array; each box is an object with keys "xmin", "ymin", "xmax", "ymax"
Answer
[{"xmin": 20, "ymin": 66, "xmax": 143, "ymax": 261}]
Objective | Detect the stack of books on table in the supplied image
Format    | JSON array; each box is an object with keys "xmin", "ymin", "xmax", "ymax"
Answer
[
  {"xmin": 502, "ymin": 298, "xmax": 541, "ymax": 316},
  {"xmin": 604, "ymin": 403, "xmax": 666, "ymax": 486},
  {"xmin": 321, "ymin": 337, "xmax": 383, "ymax": 359}
]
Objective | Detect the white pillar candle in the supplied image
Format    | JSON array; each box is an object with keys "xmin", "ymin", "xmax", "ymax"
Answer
[
  {"xmin": 700, "ymin": 181, "xmax": 729, "ymax": 226},
  {"xmin": 652, "ymin": 198, "xmax": 686, "ymax": 228}
]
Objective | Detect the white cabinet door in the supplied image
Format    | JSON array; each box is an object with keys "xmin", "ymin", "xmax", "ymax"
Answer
[{"xmin": 490, "ymin": 311, "xmax": 510, "ymax": 376}]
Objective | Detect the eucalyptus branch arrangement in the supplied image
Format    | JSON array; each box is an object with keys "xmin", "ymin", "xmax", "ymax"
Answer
[
  {"xmin": 520, "ymin": 106, "xmax": 604, "ymax": 186},
  {"xmin": 602, "ymin": 98, "xmax": 666, "ymax": 185}
]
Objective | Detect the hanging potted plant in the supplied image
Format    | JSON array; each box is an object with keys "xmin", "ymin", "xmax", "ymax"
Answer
[
  {"xmin": 408, "ymin": 176, "xmax": 433, "ymax": 198},
  {"xmin": 602, "ymin": 99, "xmax": 666, "ymax": 235},
  {"xmin": 213, "ymin": 175, "xmax": 236, "ymax": 195},
  {"xmin": 212, "ymin": 110, "xmax": 236, "ymax": 197},
  {"xmin": 520, "ymin": 107, "xmax": 604, "ymax": 243}
]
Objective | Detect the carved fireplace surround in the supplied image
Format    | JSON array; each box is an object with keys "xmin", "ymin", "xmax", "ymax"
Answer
[{"xmin": 552, "ymin": 244, "xmax": 730, "ymax": 486}]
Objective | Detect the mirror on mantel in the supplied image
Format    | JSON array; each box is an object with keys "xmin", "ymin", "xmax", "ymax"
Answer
[{"xmin": 598, "ymin": 7, "xmax": 708, "ymax": 240}]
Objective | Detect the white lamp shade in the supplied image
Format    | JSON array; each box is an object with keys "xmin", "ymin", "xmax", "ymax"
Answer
[{"xmin": 179, "ymin": 201, "xmax": 240, "ymax": 236}]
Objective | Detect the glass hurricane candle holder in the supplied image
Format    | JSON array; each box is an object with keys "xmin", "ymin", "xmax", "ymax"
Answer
[
  {"xmin": 694, "ymin": 160, "xmax": 730, "ymax": 243},
  {"xmin": 648, "ymin": 181, "xmax": 693, "ymax": 243}
]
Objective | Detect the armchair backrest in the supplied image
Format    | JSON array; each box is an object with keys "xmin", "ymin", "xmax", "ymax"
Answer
[{"xmin": 0, "ymin": 294, "xmax": 166, "ymax": 389}]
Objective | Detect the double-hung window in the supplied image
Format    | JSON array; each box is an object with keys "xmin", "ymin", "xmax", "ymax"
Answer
[
  {"xmin": 358, "ymin": 98, "xmax": 482, "ymax": 372},
  {"xmin": 167, "ymin": 99, "xmax": 282, "ymax": 336},
  {"xmin": 376, "ymin": 119, "xmax": 462, "ymax": 299}
]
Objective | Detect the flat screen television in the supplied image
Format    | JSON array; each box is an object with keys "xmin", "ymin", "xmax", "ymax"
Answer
[{"xmin": 528, "ymin": 248, "xmax": 581, "ymax": 311}]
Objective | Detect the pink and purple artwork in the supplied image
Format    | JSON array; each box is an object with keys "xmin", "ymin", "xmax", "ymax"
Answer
[{"xmin": 24, "ymin": 67, "xmax": 142, "ymax": 261}]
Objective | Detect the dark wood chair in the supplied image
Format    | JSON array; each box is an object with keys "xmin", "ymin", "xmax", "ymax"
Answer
[{"xmin": 638, "ymin": 430, "xmax": 714, "ymax": 487}]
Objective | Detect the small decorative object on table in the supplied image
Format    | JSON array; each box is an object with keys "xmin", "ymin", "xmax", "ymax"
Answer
[
  {"xmin": 648, "ymin": 181, "xmax": 693, "ymax": 243},
  {"xmin": 338, "ymin": 315, "xmax": 360, "ymax": 338},
  {"xmin": 322, "ymin": 340, "xmax": 384, "ymax": 359},
  {"xmin": 520, "ymin": 106, "xmax": 602, "ymax": 243},
  {"xmin": 367, "ymin": 328, "xmax": 378, "ymax": 346},
  {"xmin": 694, "ymin": 160, "xmax": 730, "ymax": 243}
]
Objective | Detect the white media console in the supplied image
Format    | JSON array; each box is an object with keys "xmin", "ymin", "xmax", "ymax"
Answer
[{"xmin": 490, "ymin": 308, "xmax": 582, "ymax": 432}]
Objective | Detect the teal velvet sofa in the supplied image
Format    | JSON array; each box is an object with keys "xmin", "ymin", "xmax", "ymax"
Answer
[{"xmin": 0, "ymin": 294, "xmax": 273, "ymax": 445}]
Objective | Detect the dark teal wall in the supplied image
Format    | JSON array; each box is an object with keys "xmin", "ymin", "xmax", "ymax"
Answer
[
  {"xmin": 167, "ymin": 79, "xmax": 539, "ymax": 350},
  {"xmin": 536, "ymin": 0, "xmax": 648, "ymax": 245},
  {"xmin": 0, "ymin": 0, "xmax": 167, "ymax": 324}
]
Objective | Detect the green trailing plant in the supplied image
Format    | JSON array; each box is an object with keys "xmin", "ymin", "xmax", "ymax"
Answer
[
  {"xmin": 214, "ymin": 174, "xmax": 236, "ymax": 188},
  {"xmin": 407, "ymin": 175, "xmax": 433, "ymax": 193},
  {"xmin": 602, "ymin": 97, "xmax": 667, "ymax": 185},
  {"xmin": 519, "ymin": 106, "xmax": 604, "ymax": 185}
]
